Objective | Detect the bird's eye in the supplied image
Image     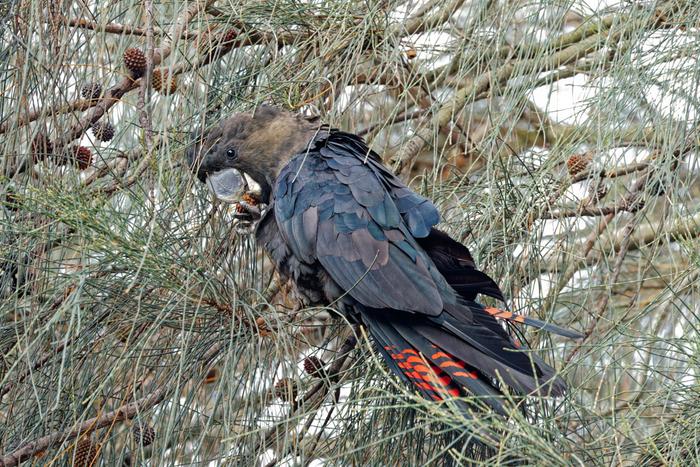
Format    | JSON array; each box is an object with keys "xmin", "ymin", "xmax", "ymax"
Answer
[{"xmin": 226, "ymin": 147, "xmax": 237, "ymax": 159}]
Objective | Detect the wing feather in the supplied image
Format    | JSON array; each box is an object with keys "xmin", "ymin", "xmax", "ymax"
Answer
[{"xmin": 274, "ymin": 132, "xmax": 450, "ymax": 315}]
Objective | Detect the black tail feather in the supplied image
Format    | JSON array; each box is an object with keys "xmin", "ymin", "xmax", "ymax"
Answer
[
  {"xmin": 364, "ymin": 307, "xmax": 566, "ymax": 417},
  {"xmin": 428, "ymin": 307, "xmax": 566, "ymax": 397},
  {"xmin": 473, "ymin": 304, "xmax": 584, "ymax": 339},
  {"xmin": 418, "ymin": 228, "xmax": 505, "ymax": 303}
]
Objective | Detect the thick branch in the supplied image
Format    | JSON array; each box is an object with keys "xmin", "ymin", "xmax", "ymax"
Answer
[
  {"xmin": 394, "ymin": 0, "xmax": 468, "ymax": 37},
  {"xmin": 390, "ymin": 1, "xmax": 680, "ymax": 175}
]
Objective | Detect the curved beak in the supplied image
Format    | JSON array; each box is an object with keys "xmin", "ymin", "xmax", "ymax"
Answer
[{"xmin": 206, "ymin": 168, "xmax": 246, "ymax": 203}]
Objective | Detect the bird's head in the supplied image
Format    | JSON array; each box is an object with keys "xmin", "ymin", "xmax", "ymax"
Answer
[{"xmin": 187, "ymin": 105, "xmax": 321, "ymax": 205}]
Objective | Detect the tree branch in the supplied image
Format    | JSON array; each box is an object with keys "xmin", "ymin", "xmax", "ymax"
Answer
[
  {"xmin": 390, "ymin": 1, "xmax": 680, "ymax": 176},
  {"xmin": 539, "ymin": 202, "xmax": 627, "ymax": 220},
  {"xmin": 393, "ymin": 0, "xmax": 468, "ymax": 37},
  {"xmin": 1, "ymin": 9, "xmax": 305, "ymax": 143}
]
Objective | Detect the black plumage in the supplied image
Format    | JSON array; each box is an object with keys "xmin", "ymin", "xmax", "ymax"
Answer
[{"xmin": 188, "ymin": 106, "xmax": 581, "ymax": 414}]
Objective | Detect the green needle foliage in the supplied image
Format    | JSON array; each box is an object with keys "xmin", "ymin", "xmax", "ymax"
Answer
[{"xmin": 1, "ymin": 0, "xmax": 700, "ymax": 465}]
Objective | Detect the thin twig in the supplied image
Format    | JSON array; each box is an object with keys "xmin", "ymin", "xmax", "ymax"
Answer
[
  {"xmin": 562, "ymin": 217, "xmax": 637, "ymax": 367},
  {"xmin": 357, "ymin": 109, "xmax": 426, "ymax": 138},
  {"xmin": 61, "ymin": 16, "xmax": 195, "ymax": 39},
  {"xmin": 138, "ymin": 0, "xmax": 155, "ymax": 153},
  {"xmin": 253, "ymin": 330, "xmax": 358, "ymax": 459}
]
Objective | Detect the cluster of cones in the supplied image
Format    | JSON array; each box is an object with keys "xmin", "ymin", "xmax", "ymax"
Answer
[
  {"xmin": 67, "ymin": 423, "xmax": 155, "ymax": 466},
  {"xmin": 30, "ymin": 25, "xmax": 239, "ymax": 173},
  {"xmin": 123, "ymin": 47, "xmax": 178, "ymax": 95},
  {"xmin": 273, "ymin": 356, "xmax": 327, "ymax": 404},
  {"xmin": 31, "ymin": 81, "xmax": 115, "ymax": 171}
]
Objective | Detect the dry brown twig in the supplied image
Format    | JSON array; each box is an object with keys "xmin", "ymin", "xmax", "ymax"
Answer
[
  {"xmin": 61, "ymin": 16, "xmax": 196, "ymax": 39},
  {"xmin": 137, "ymin": 1, "xmax": 156, "ymax": 154}
]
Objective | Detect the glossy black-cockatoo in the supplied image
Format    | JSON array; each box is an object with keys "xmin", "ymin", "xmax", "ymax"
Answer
[{"xmin": 188, "ymin": 106, "xmax": 581, "ymax": 414}]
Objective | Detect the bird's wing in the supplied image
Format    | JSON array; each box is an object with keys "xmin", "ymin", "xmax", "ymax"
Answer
[
  {"xmin": 273, "ymin": 131, "xmax": 453, "ymax": 316},
  {"xmin": 323, "ymin": 135, "xmax": 507, "ymax": 302}
]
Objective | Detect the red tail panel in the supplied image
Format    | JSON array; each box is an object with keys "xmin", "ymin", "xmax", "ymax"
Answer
[{"xmin": 383, "ymin": 345, "xmax": 467, "ymax": 400}]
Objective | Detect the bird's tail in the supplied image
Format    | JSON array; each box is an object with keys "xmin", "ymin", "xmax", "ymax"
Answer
[
  {"xmin": 363, "ymin": 311, "xmax": 505, "ymax": 414},
  {"xmin": 362, "ymin": 306, "xmax": 566, "ymax": 415}
]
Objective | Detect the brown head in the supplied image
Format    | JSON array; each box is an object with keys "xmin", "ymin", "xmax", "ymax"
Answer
[{"xmin": 188, "ymin": 106, "xmax": 321, "ymax": 203}]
